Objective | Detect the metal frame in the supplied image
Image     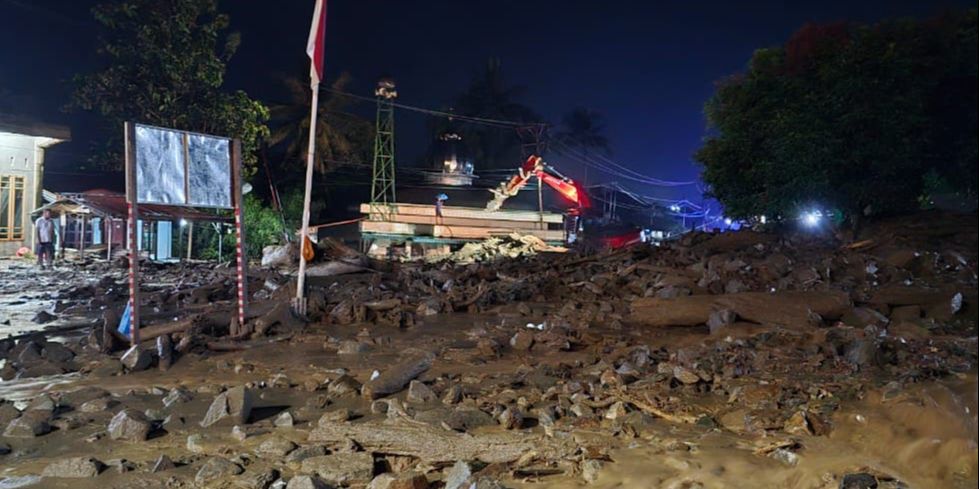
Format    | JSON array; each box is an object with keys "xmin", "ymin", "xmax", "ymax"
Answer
[
  {"xmin": 369, "ymin": 81, "xmax": 397, "ymax": 219},
  {"xmin": 124, "ymin": 122, "xmax": 247, "ymax": 346}
]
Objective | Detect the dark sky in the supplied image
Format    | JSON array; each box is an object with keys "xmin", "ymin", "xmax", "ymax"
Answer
[{"xmin": 1, "ymin": 0, "xmax": 973, "ymax": 203}]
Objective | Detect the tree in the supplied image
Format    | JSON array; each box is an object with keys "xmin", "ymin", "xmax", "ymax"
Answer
[
  {"xmin": 555, "ymin": 107, "xmax": 611, "ymax": 185},
  {"xmin": 70, "ymin": 0, "xmax": 269, "ymax": 177},
  {"xmin": 267, "ymin": 72, "xmax": 373, "ymax": 174},
  {"xmin": 696, "ymin": 10, "xmax": 978, "ymax": 230},
  {"xmin": 448, "ymin": 58, "xmax": 543, "ymax": 169}
]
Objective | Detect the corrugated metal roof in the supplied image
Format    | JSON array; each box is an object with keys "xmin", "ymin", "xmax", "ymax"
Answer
[{"xmin": 32, "ymin": 189, "xmax": 232, "ymax": 222}]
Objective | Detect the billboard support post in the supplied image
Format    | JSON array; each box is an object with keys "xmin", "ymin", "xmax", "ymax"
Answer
[{"xmin": 124, "ymin": 121, "xmax": 141, "ymax": 346}]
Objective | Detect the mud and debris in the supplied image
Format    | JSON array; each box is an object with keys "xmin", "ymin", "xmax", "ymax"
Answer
[{"xmin": 0, "ymin": 211, "xmax": 976, "ymax": 488}]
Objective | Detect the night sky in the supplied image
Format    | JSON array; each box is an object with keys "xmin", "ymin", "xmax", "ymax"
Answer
[{"xmin": 2, "ymin": 0, "xmax": 973, "ymax": 204}]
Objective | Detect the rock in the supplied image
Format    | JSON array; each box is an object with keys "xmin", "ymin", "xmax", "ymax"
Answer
[
  {"xmin": 33, "ymin": 310, "xmax": 58, "ymax": 324},
  {"xmin": 673, "ymin": 365, "xmax": 701, "ymax": 384},
  {"xmin": 201, "ymin": 386, "xmax": 253, "ymax": 427},
  {"xmin": 41, "ymin": 456, "xmax": 103, "ymax": 478},
  {"xmin": 328, "ymin": 374, "xmax": 362, "ymax": 396},
  {"xmin": 783, "ymin": 411, "xmax": 812, "ymax": 436},
  {"xmin": 231, "ymin": 425, "xmax": 249, "ymax": 441},
  {"xmin": 840, "ymin": 472, "xmax": 878, "ymax": 489},
  {"xmin": 843, "ymin": 307, "xmax": 889, "ymax": 327},
  {"xmin": 844, "ymin": 339, "xmax": 878, "ymax": 367},
  {"xmin": 286, "ymin": 475, "xmax": 330, "ymax": 489},
  {"xmin": 367, "ymin": 472, "xmax": 428, "ymax": 489},
  {"xmin": 442, "ymin": 385, "xmax": 463, "ymax": 405},
  {"xmin": 108, "ymin": 409, "xmax": 152, "ymax": 442},
  {"xmin": 0, "ymin": 442, "xmax": 10, "ymax": 455},
  {"xmin": 262, "ymin": 243, "xmax": 296, "ymax": 269},
  {"xmin": 162, "ymin": 386, "xmax": 193, "ymax": 407},
  {"xmin": 236, "ymin": 468, "xmax": 280, "ymax": 489},
  {"xmin": 274, "ymin": 411, "xmax": 296, "ymax": 428},
  {"xmin": 445, "ymin": 461, "xmax": 473, "ymax": 489},
  {"xmin": 150, "ymin": 454, "xmax": 176, "ymax": 473},
  {"xmin": 319, "ymin": 409, "xmax": 351, "ymax": 426},
  {"xmin": 362, "ymin": 350, "xmax": 436, "ymax": 400},
  {"xmin": 4, "ymin": 414, "xmax": 51, "ymax": 438},
  {"xmin": 187, "ymin": 434, "xmax": 206, "ymax": 453},
  {"xmin": 581, "ymin": 459, "xmax": 604, "ymax": 483},
  {"xmin": 257, "ymin": 437, "xmax": 298, "ymax": 457},
  {"xmin": 27, "ymin": 394, "xmax": 57, "ymax": 412},
  {"xmin": 604, "ymin": 401, "xmax": 628, "ymax": 420},
  {"xmin": 157, "ymin": 334, "xmax": 174, "ymax": 371},
  {"xmin": 80, "ymin": 397, "xmax": 117, "ymax": 413},
  {"xmin": 406, "ymin": 380, "xmax": 436, "ymax": 403},
  {"xmin": 707, "ymin": 309, "xmax": 736, "ymax": 334},
  {"xmin": 498, "ymin": 407, "xmax": 523, "ymax": 430},
  {"xmin": 0, "ymin": 403, "xmax": 19, "ymax": 426},
  {"xmin": 41, "ymin": 342, "xmax": 75, "ymax": 363},
  {"xmin": 196, "ymin": 457, "xmax": 244, "ymax": 485},
  {"xmin": 337, "ymin": 340, "xmax": 371, "ymax": 355},
  {"xmin": 888, "ymin": 321, "xmax": 932, "ymax": 340},
  {"xmin": 509, "ymin": 331, "xmax": 535, "ymax": 351},
  {"xmin": 300, "ymin": 452, "xmax": 374, "ymax": 486},
  {"xmin": 285, "ymin": 445, "xmax": 328, "ymax": 464},
  {"xmin": 120, "ymin": 346, "xmax": 153, "ymax": 372}
]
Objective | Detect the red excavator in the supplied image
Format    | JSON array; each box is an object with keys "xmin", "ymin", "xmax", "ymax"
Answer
[
  {"xmin": 485, "ymin": 156, "xmax": 641, "ymax": 249},
  {"xmin": 485, "ymin": 155, "xmax": 590, "ymax": 213}
]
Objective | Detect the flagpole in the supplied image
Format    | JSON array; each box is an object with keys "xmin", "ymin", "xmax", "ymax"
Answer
[{"xmin": 295, "ymin": 82, "xmax": 319, "ymax": 315}]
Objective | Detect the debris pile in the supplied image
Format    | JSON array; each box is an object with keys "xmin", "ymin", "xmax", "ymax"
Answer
[{"xmin": 0, "ymin": 210, "xmax": 975, "ymax": 488}]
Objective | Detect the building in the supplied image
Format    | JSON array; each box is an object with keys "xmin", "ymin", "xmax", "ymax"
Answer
[{"xmin": 0, "ymin": 114, "xmax": 70, "ymax": 255}]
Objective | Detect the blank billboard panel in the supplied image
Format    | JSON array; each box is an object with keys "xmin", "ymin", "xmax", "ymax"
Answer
[{"xmin": 134, "ymin": 124, "xmax": 232, "ymax": 208}]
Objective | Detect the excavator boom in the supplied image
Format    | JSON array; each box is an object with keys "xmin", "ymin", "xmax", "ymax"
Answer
[{"xmin": 485, "ymin": 156, "xmax": 589, "ymax": 211}]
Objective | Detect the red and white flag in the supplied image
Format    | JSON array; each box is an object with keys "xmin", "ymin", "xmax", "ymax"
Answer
[{"xmin": 306, "ymin": 0, "xmax": 327, "ymax": 87}]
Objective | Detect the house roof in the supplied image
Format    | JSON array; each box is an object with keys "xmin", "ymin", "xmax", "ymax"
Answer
[
  {"xmin": 32, "ymin": 189, "xmax": 232, "ymax": 223},
  {"xmin": 0, "ymin": 113, "xmax": 71, "ymax": 141}
]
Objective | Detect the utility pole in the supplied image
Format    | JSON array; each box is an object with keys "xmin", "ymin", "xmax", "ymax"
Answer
[{"xmin": 369, "ymin": 78, "xmax": 398, "ymax": 219}]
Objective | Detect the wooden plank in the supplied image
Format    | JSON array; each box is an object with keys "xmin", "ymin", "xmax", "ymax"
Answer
[
  {"xmin": 359, "ymin": 203, "xmax": 563, "ymax": 223},
  {"xmin": 360, "ymin": 220, "xmax": 565, "ymax": 241},
  {"xmin": 372, "ymin": 213, "xmax": 551, "ymax": 230}
]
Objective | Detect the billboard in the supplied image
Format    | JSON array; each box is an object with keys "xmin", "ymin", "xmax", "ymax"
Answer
[{"xmin": 134, "ymin": 124, "xmax": 232, "ymax": 208}]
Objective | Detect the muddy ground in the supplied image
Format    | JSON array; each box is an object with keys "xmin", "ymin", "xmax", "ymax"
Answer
[{"xmin": 1, "ymin": 211, "xmax": 977, "ymax": 489}]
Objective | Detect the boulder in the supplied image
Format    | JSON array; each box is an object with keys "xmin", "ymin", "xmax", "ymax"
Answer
[
  {"xmin": 41, "ymin": 457, "xmax": 103, "ymax": 478},
  {"xmin": 201, "ymin": 386, "xmax": 253, "ymax": 427},
  {"xmin": 286, "ymin": 475, "xmax": 331, "ymax": 489},
  {"xmin": 120, "ymin": 346, "xmax": 153, "ymax": 372},
  {"xmin": 4, "ymin": 413, "xmax": 51, "ymax": 438},
  {"xmin": 367, "ymin": 472, "xmax": 428, "ymax": 489},
  {"xmin": 406, "ymin": 380, "xmax": 437, "ymax": 404},
  {"xmin": 195, "ymin": 457, "xmax": 244, "ymax": 485},
  {"xmin": 150, "ymin": 454, "xmax": 176, "ymax": 473},
  {"xmin": 257, "ymin": 437, "xmax": 298, "ymax": 457},
  {"xmin": 108, "ymin": 409, "xmax": 152, "ymax": 442},
  {"xmin": 235, "ymin": 468, "xmax": 279, "ymax": 489},
  {"xmin": 300, "ymin": 453, "xmax": 374, "ymax": 486}
]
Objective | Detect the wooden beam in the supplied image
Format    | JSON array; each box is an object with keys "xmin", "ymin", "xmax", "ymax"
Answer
[
  {"xmin": 368, "ymin": 213, "xmax": 554, "ymax": 230},
  {"xmin": 360, "ymin": 220, "xmax": 565, "ymax": 241},
  {"xmin": 359, "ymin": 203, "xmax": 563, "ymax": 224}
]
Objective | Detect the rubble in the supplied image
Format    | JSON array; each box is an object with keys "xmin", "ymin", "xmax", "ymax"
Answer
[{"xmin": 0, "ymin": 210, "xmax": 975, "ymax": 488}]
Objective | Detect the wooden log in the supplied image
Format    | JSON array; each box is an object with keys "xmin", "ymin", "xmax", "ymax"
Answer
[
  {"xmin": 308, "ymin": 419, "xmax": 572, "ymax": 464},
  {"xmin": 867, "ymin": 285, "xmax": 952, "ymax": 306},
  {"xmin": 628, "ymin": 290, "xmax": 851, "ymax": 327},
  {"xmin": 362, "ymin": 350, "xmax": 435, "ymax": 400}
]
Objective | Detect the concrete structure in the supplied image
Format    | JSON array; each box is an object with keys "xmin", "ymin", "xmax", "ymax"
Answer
[{"xmin": 0, "ymin": 114, "xmax": 69, "ymax": 255}]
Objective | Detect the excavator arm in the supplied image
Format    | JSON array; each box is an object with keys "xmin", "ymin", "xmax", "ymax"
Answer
[{"xmin": 486, "ymin": 156, "xmax": 590, "ymax": 212}]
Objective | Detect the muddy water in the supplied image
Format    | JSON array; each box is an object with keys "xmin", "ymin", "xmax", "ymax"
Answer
[
  {"xmin": 524, "ymin": 373, "xmax": 978, "ymax": 489},
  {"xmin": 2, "ymin": 300, "xmax": 976, "ymax": 489}
]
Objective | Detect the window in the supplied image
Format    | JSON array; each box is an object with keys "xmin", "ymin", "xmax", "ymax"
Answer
[{"xmin": 0, "ymin": 175, "xmax": 26, "ymax": 241}]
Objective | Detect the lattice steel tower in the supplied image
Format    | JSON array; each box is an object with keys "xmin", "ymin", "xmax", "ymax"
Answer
[{"xmin": 370, "ymin": 77, "xmax": 397, "ymax": 216}]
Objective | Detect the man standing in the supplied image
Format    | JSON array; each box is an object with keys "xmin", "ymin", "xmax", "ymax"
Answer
[{"xmin": 34, "ymin": 209, "xmax": 57, "ymax": 269}]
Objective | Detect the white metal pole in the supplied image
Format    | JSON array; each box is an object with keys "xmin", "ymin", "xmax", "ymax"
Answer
[{"xmin": 295, "ymin": 82, "xmax": 320, "ymax": 314}]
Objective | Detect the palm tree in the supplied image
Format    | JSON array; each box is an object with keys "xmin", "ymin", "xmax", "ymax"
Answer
[
  {"xmin": 267, "ymin": 72, "xmax": 373, "ymax": 174},
  {"xmin": 555, "ymin": 107, "xmax": 611, "ymax": 185},
  {"xmin": 451, "ymin": 58, "xmax": 543, "ymax": 169}
]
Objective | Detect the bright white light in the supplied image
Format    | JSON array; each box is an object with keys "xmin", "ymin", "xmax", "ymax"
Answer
[
  {"xmin": 760, "ymin": 215, "xmax": 767, "ymax": 224},
  {"xmin": 179, "ymin": 219, "xmax": 188, "ymax": 227},
  {"xmin": 802, "ymin": 211, "xmax": 821, "ymax": 227},
  {"xmin": 724, "ymin": 218, "xmax": 732, "ymax": 226},
  {"xmin": 669, "ymin": 204, "xmax": 680, "ymax": 212}
]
